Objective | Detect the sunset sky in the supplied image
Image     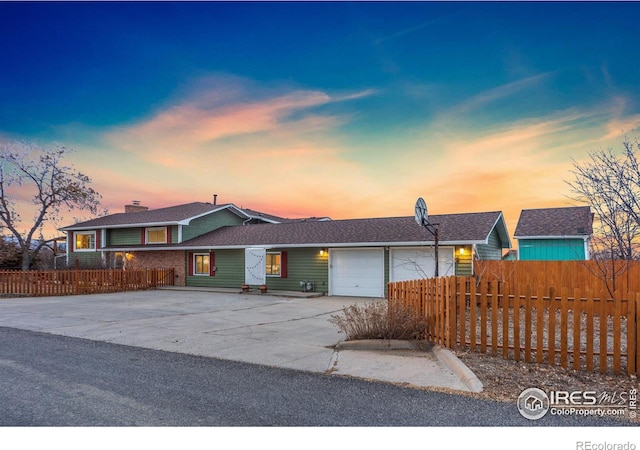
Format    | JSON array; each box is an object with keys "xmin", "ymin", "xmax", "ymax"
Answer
[{"xmin": 2, "ymin": 2, "xmax": 640, "ymax": 242}]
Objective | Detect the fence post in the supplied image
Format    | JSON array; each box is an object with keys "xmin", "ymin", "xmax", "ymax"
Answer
[
  {"xmin": 549, "ymin": 287, "xmax": 556, "ymax": 366},
  {"xmin": 469, "ymin": 278, "xmax": 477, "ymax": 352},
  {"xmin": 74, "ymin": 261, "xmax": 80, "ymax": 295},
  {"xmin": 502, "ymin": 284, "xmax": 509, "ymax": 359},
  {"xmin": 480, "ymin": 279, "xmax": 487, "ymax": 354},
  {"xmin": 560, "ymin": 287, "xmax": 569, "ymax": 369},
  {"xmin": 613, "ymin": 290, "xmax": 622, "ymax": 375},
  {"xmin": 599, "ymin": 290, "xmax": 609, "ymax": 373},
  {"xmin": 524, "ymin": 284, "xmax": 532, "ymax": 363},
  {"xmin": 586, "ymin": 290, "xmax": 595, "ymax": 372},
  {"xmin": 573, "ymin": 288, "xmax": 582, "ymax": 372},
  {"xmin": 536, "ymin": 285, "xmax": 545, "ymax": 364},
  {"xmin": 448, "ymin": 277, "xmax": 457, "ymax": 349},
  {"xmin": 458, "ymin": 277, "xmax": 466, "ymax": 351},
  {"xmin": 491, "ymin": 280, "xmax": 498, "ymax": 356}
]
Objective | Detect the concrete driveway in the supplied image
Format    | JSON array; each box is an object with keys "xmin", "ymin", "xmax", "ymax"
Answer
[{"xmin": 0, "ymin": 288, "xmax": 479, "ymax": 392}]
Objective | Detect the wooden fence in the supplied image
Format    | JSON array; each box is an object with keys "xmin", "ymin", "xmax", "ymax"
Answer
[
  {"xmin": 475, "ymin": 260, "xmax": 640, "ymax": 295},
  {"xmin": 388, "ymin": 276, "xmax": 640, "ymax": 376},
  {"xmin": 0, "ymin": 268, "xmax": 175, "ymax": 297}
]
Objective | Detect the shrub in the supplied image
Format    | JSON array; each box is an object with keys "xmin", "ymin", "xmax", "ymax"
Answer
[{"xmin": 329, "ymin": 299, "xmax": 428, "ymax": 341}]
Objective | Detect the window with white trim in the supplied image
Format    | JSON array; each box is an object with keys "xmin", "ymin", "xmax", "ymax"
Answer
[
  {"xmin": 74, "ymin": 232, "xmax": 95, "ymax": 251},
  {"xmin": 194, "ymin": 253, "xmax": 210, "ymax": 276},
  {"xmin": 146, "ymin": 227, "xmax": 167, "ymax": 244},
  {"xmin": 266, "ymin": 252, "xmax": 281, "ymax": 277}
]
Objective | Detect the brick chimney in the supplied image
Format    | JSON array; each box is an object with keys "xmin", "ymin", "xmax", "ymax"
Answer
[{"xmin": 125, "ymin": 200, "xmax": 149, "ymax": 213}]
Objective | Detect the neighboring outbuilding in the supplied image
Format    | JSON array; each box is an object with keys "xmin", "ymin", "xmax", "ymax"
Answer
[
  {"xmin": 514, "ymin": 206, "xmax": 593, "ymax": 260},
  {"xmin": 60, "ymin": 199, "xmax": 511, "ymax": 298}
]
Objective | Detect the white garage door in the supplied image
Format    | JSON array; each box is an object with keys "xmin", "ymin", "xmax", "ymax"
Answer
[
  {"xmin": 329, "ymin": 248, "xmax": 385, "ymax": 297},
  {"xmin": 390, "ymin": 247, "xmax": 454, "ymax": 281}
]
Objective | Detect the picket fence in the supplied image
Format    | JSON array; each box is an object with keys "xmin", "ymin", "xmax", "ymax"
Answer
[
  {"xmin": 388, "ymin": 276, "xmax": 640, "ymax": 376},
  {"xmin": 0, "ymin": 268, "xmax": 175, "ymax": 297}
]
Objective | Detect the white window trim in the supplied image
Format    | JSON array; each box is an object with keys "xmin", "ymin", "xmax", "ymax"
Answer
[
  {"xmin": 266, "ymin": 251, "xmax": 282, "ymax": 278},
  {"xmin": 74, "ymin": 231, "xmax": 96, "ymax": 252},
  {"xmin": 193, "ymin": 253, "xmax": 211, "ymax": 276},
  {"xmin": 146, "ymin": 227, "xmax": 168, "ymax": 245}
]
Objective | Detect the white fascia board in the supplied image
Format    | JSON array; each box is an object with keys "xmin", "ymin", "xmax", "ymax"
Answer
[
  {"xmin": 515, "ymin": 235, "xmax": 590, "ymax": 240},
  {"xmin": 182, "ymin": 204, "xmax": 244, "ymax": 224},
  {"xmin": 184, "ymin": 204, "xmax": 282, "ymax": 224},
  {"xmin": 490, "ymin": 212, "xmax": 512, "ymax": 248},
  {"xmin": 63, "ymin": 222, "xmax": 181, "ymax": 232},
  {"xmin": 118, "ymin": 240, "xmax": 484, "ymax": 252},
  {"xmin": 249, "ymin": 217, "xmax": 282, "ymax": 224}
]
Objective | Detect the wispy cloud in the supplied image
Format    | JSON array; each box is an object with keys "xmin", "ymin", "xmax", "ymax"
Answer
[
  {"xmin": 373, "ymin": 17, "xmax": 447, "ymax": 45},
  {"xmin": 104, "ymin": 76, "xmax": 376, "ymax": 169},
  {"xmin": 447, "ymin": 72, "xmax": 555, "ymax": 117}
]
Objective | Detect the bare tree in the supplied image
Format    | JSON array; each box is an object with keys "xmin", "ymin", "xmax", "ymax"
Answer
[
  {"xmin": 0, "ymin": 141, "xmax": 102, "ymax": 270},
  {"xmin": 568, "ymin": 137, "xmax": 640, "ymax": 261}
]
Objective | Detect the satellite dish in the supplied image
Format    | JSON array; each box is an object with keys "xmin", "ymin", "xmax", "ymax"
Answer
[{"xmin": 415, "ymin": 197, "xmax": 428, "ymax": 226}]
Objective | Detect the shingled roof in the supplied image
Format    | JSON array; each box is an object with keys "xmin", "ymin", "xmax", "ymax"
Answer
[
  {"xmin": 178, "ymin": 211, "xmax": 510, "ymax": 249},
  {"xmin": 59, "ymin": 202, "xmax": 303, "ymax": 230},
  {"xmin": 60, "ymin": 202, "xmax": 234, "ymax": 230},
  {"xmin": 514, "ymin": 206, "xmax": 593, "ymax": 238}
]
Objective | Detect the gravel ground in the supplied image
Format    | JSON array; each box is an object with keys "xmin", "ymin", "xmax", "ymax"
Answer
[
  {"xmin": 429, "ymin": 302, "xmax": 639, "ymax": 424},
  {"xmin": 450, "ymin": 349, "xmax": 639, "ymax": 424}
]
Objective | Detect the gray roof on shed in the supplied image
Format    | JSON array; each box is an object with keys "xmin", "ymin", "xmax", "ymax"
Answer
[
  {"xmin": 514, "ymin": 206, "xmax": 593, "ymax": 238},
  {"xmin": 179, "ymin": 211, "xmax": 511, "ymax": 249}
]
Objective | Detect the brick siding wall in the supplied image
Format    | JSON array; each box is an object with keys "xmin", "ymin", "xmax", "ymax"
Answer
[{"xmin": 127, "ymin": 250, "xmax": 186, "ymax": 286}]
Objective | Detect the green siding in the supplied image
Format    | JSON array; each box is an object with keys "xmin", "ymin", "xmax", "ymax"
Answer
[
  {"xmin": 67, "ymin": 230, "xmax": 103, "ymax": 268},
  {"xmin": 68, "ymin": 251, "xmax": 103, "ymax": 268},
  {"xmin": 182, "ymin": 209, "xmax": 244, "ymax": 241},
  {"xmin": 266, "ymin": 248, "xmax": 329, "ymax": 293},
  {"xmin": 455, "ymin": 245, "xmax": 473, "ymax": 276},
  {"xmin": 518, "ymin": 238, "xmax": 585, "ymax": 261},
  {"xmin": 108, "ymin": 226, "xmax": 178, "ymax": 245},
  {"xmin": 186, "ymin": 249, "xmax": 245, "ymax": 288},
  {"xmin": 476, "ymin": 228, "xmax": 504, "ymax": 260},
  {"xmin": 108, "ymin": 227, "xmax": 143, "ymax": 246},
  {"xmin": 185, "ymin": 247, "xmax": 330, "ymax": 294}
]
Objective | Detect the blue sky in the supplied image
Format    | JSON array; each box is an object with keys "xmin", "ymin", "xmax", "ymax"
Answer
[{"xmin": 2, "ymin": 2, "xmax": 639, "ymax": 237}]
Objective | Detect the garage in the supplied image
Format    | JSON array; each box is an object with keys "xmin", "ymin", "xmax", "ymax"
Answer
[
  {"xmin": 329, "ymin": 248, "xmax": 385, "ymax": 298},
  {"xmin": 389, "ymin": 247, "xmax": 455, "ymax": 282}
]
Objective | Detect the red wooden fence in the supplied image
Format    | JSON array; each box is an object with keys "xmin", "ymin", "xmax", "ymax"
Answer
[
  {"xmin": 0, "ymin": 268, "xmax": 175, "ymax": 297},
  {"xmin": 388, "ymin": 276, "xmax": 640, "ymax": 376}
]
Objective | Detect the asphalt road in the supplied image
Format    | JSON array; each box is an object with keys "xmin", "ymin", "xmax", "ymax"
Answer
[{"xmin": 0, "ymin": 327, "xmax": 630, "ymax": 427}]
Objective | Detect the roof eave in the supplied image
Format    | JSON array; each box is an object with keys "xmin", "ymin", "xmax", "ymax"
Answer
[
  {"xmin": 486, "ymin": 212, "xmax": 512, "ymax": 249},
  {"xmin": 60, "ymin": 221, "xmax": 182, "ymax": 232},
  {"xmin": 102, "ymin": 240, "xmax": 485, "ymax": 252},
  {"xmin": 515, "ymin": 235, "xmax": 591, "ymax": 240}
]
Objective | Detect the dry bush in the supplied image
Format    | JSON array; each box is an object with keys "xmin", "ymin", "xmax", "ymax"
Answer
[{"xmin": 329, "ymin": 299, "xmax": 427, "ymax": 341}]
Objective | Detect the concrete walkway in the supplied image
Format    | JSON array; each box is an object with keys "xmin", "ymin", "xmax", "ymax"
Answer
[{"xmin": 0, "ymin": 289, "xmax": 482, "ymax": 392}]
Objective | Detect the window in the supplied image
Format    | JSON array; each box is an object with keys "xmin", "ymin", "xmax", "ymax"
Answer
[
  {"xmin": 194, "ymin": 254, "xmax": 210, "ymax": 275},
  {"xmin": 75, "ymin": 232, "xmax": 95, "ymax": 251},
  {"xmin": 146, "ymin": 227, "xmax": 167, "ymax": 244},
  {"xmin": 266, "ymin": 252, "xmax": 281, "ymax": 277}
]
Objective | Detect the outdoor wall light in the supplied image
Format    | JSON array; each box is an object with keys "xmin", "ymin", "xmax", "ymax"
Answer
[
  {"xmin": 459, "ymin": 247, "xmax": 465, "ymax": 255},
  {"xmin": 319, "ymin": 249, "xmax": 327, "ymax": 257}
]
